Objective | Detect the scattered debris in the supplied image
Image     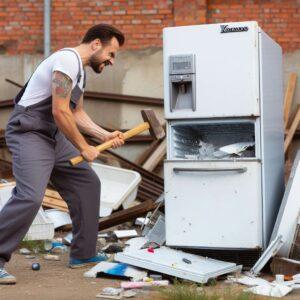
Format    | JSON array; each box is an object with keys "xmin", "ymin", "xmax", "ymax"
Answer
[
  {"xmin": 120, "ymin": 280, "xmax": 169, "ymax": 289},
  {"xmin": 116, "ymin": 237, "xmax": 241, "ymax": 284},
  {"xmin": 102, "ymin": 287, "xmax": 122, "ymax": 295},
  {"xmin": 44, "ymin": 254, "xmax": 60, "ymax": 261},
  {"xmin": 25, "ymin": 208, "xmax": 55, "ymax": 241},
  {"xmin": 19, "ymin": 248, "xmax": 31, "ymax": 255},
  {"xmin": 51, "ymin": 245, "xmax": 68, "ymax": 254},
  {"xmin": 0, "ymin": 184, "xmax": 14, "ymax": 210},
  {"xmin": 84, "ymin": 262, "xmax": 147, "ymax": 281},
  {"xmin": 149, "ymin": 274, "xmax": 162, "ymax": 281},
  {"xmin": 102, "ymin": 243, "xmax": 124, "ymax": 254},
  {"xmin": 271, "ymin": 257, "xmax": 300, "ymax": 275},
  {"xmin": 44, "ymin": 209, "xmax": 72, "ymax": 229},
  {"xmin": 96, "ymin": 288, "xmax": 137, "ymax": 299},
  {"xmin": 44, "ymin": 239, "xmax": 53, "ymax": 251},
  {"xmin": 275, "ymin": 274, "xmax": 285, "ymax": 284},
  {"xmin": 227, "ymin": 275, "xmax": 270, "ymax": 286},
  {"xmin": 227, "ymin": 274, "xmax": 295, "ymax": 297},
  {"xmin": 135, "ymin": 217, "xmax": 150, "ymax": 226},
  {"xmin": 249, "ymin": 235, "xmax": 284, "ymax": 276},
  {"xmin": 145, "ymin": 215, "xmax": 165, "ymax": 246},
  {"xmin": 63, "ymin": 232, "xmax": 73, "ymax": 246},
  {"xmin": 140, "ymin": 241, "xmax": 160, "ymax": 250},
  {"xmin": 98, "ymin": 233, "xmax": 109, "ymax": 238},
  {"xmin": 123, "ymin": 290, "xmax": 137, "ymax": 298},
  {"xmin": 31, "ymin": 263, "xmax": 40, "ymax": 271},
  {"xmin": 245, "ymin": 283, "xmax": 293, "ymax": 298},
  {"xmin": 91, "ymin": 163, "xmax": 141, "ymax": 217},
  {"xmin": 97, "ymin": 287, "xmax": 122, "ymax": 298},
  {"xmin": 114, "ymin": 230, "xmax": 138, "ymax": 239},
  {"xmin": 98, "ymin": 200, "xmax": 158, "ymax": 231},
  {"xmin": 98, "ymin": 238, "xmax": 107, "ymax": 247},
  {"xmin": 290, "ymin": 217, "xmax": 300, "ymax": 260},
  {"xmin": 218, "ymin": 141, "xmax": 255, "ymax": 156},
  {"xmin": 0, "ymin": 184, "xmax": 54, "ymax": 241},
  {"xmin": 179, "ymin": 137, "xmax": 255, "ymax": 160},
  {"xmin": 25, "ymin": 255, "xmax": 36, "ymax": 259},
  {"xmin": 43, "ymin": 190, "xmax": 68, "ymax": 212},
  {"xmin": 270, "ymin": 151, "xmax": 300, "ymax": 257},
  {"xmin": 96, "ymin": 293, "xmax": 122, "ymax": 299}
]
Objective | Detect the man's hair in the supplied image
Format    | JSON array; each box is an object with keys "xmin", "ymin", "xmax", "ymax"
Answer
[{"xmin": 82, "ymin": 24, "xmax": 125, "ymax": 46}]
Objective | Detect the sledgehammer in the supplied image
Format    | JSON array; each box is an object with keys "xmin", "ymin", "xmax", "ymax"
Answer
[{"xmin": 69, "ymin": 109, "xmax": 165, "ymax": 166}]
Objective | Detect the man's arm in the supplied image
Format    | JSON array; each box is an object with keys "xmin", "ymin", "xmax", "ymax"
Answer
[
  {"xmin": 52, "ymin": 71, "xmax": 99, "ymax": 162},
  {"xmin": 73, "ymin": 95, "xmax": 124, "ymax": 148}
]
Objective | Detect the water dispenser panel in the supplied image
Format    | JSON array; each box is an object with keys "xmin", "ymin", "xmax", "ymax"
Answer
[{"xmin": 169, "ymin": 55, "xmax": 196, "ymax": 112}]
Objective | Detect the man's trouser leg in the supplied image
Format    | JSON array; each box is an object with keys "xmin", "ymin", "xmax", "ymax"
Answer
[
  {"xmin": 0, "ymin": 131, "xmax": 55, "ymax": 267},
  {"xmin": 50, "ymin": 132, "xmax": 100, "ymax": 259}
]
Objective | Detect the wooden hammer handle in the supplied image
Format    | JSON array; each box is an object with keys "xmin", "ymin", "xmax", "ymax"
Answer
[{"xmin": 70, "ymin": 122, "xmax": 150, "ymax": 166}]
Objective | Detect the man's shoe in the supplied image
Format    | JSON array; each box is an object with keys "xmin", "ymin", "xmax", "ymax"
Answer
[
  {"xmin": 69, "ymin": 252, "xmax": 108, "ymax": 269},
  {"xmin": 0, "ymin": 269, "xmax": 16, "ymax": 284}
]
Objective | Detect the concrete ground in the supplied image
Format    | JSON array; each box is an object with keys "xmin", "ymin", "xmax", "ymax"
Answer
[{"xmin": 2, "ymin": 252, "xmax": 300, "ymax": 300}]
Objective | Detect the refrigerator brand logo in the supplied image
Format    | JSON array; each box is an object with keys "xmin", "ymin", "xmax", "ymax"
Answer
[{"xmin": 220, "ymin": 25, "xmax": 249, "ymax": 33}]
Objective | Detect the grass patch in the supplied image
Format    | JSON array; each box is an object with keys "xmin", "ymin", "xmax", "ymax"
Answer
[
  {"xmin": 159, "ymin": 282, "xmax": 259, "ymax": 300},
  {"xmin": 19, "ymin": 240, "xmax": 45, "ymax": 253}
]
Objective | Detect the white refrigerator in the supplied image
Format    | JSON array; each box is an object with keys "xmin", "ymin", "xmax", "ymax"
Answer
[{"xmin": 163, "ymin": 21, "xmax": 284, "ymax": 251}]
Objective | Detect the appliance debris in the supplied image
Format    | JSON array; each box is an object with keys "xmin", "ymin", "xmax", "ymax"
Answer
[
  {"xmin": 84, "ymin": 261, "xmax": 147, "ymax": 281},
  {"xmin": 115, "ymin": 237, "xmax": 241, "ymax": 284}
]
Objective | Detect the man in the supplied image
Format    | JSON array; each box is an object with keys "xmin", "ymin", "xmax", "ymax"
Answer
[{"xmin": 0, "ymin": 24, "xmax": 125, "ymax": 284}]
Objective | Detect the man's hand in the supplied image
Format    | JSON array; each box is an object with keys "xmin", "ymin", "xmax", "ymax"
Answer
[
  {"xmin": 81, "ymin": 145, "xmax": 99, "ymax": 162},
  {"xmin": 104, "ymin": 131, "xmax": 125, "ymax": 148}
]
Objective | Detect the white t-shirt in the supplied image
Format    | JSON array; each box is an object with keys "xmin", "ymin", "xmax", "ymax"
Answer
[{"xmin": 19, "ymin": 48, "xmax": 85, "ymax": 107}]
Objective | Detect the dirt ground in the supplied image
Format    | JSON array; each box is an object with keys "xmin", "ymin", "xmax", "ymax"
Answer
[
  {"xmin": 0, "ymin": 252, "xmax": 162, "ymax": 300},
  {"xmin": 2, "ymin": 252, "xmax": 300, "ymax": 300}
]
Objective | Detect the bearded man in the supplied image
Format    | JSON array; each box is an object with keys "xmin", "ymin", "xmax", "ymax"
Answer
[{"xmin": 0, "ymin": 24, "xmax": 125, "ymax": 284}]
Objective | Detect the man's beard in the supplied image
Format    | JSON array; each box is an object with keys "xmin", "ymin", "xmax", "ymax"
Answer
[{"xmin": 89, "ymin": 51, "xmax": 105, "ymax": 74}]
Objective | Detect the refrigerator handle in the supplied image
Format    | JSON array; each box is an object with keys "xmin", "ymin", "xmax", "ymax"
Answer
[{"xmin": 173, "ymin": 167, "xmax": 247, "ymax": 174}]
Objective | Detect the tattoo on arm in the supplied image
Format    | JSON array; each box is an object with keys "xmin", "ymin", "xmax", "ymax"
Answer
[{"xmin": 52, "ymin": 71, "xmax": 72, "ymax": 98}]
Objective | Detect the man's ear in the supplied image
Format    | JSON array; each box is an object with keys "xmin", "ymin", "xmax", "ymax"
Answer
[{"xmin": 91, "ymin": 38, "xmax": 102, "ymax": 52}]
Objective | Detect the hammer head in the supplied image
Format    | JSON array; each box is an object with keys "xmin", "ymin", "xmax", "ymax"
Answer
[{"xmin": 141, "ymin": 109, "xmax": 165, "ymax": 140}]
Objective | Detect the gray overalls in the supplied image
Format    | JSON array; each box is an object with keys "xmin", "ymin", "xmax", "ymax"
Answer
[{"xmin": 0, "ymin": 49, "xmax": 100, "ymax": 268}]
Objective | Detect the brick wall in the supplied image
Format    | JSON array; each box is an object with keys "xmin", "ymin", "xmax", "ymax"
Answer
[
  {"xmin": 207, "ymin": 0, "xmax": 300, "ymax": 53},
  {"xmin": 0, "ymin": 0, "xmax": 299, "ymax": 54}
]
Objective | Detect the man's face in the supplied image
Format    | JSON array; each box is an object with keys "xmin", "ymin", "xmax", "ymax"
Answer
[{"xmin": 89, "ymin": 37, "xmax": 120, "ymax": 74}]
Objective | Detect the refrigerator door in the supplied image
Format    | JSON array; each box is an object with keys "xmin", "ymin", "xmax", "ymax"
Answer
[
  {"xmin": 164, "ymin": 160, "xmax": 263, "ymax": 249},
  {"xmin": 163, "ymin": 21, "xmax": 260, "ymax": 119}
]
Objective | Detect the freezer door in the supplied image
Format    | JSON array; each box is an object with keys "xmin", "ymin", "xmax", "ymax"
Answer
[
  {"xmin": 164, "ymin": 160, "xmax": 263, "ymax": 249},
  {"xmin": 163, "ymin": 21, "xmax": 260, "ymax": 119}
]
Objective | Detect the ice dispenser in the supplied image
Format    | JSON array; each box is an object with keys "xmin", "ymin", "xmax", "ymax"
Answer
[{"xmin": 169, "ymin": 54, "xmax": 196, "ymax": 111}]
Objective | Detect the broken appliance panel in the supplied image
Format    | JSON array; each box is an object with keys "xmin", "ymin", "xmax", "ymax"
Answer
[
  {"xmin": 163, "ymin": 21, "xmax": 284, "ymax": 251},
  {"xmin": 168, "ymin": 119, "xmax": 257, "ymax": 160}
]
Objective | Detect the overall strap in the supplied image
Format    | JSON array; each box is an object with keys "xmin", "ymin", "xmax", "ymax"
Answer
[
  {"xmin": 83, "ymin": 69, "xmax": 86, "ymax": 89},
  {"xmin": 14, "ymin": 54, "xmax": 49, "ymax": 104},
  {"xmin": 14, "ymin": 81, "xmax": 29, "ymax": 104}
]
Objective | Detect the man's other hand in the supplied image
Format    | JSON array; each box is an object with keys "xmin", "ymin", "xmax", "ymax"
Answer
[{"xmin": 81, "ymin": 145, "xmax": 99, "ymax": 162}]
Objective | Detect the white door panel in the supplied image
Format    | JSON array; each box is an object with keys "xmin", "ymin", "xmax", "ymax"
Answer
[
  {"xmin": 164, "ymin": 22, "xmax": 260, "ymax": 118},
  {"xmin": 164, "ymin": 160, "xmax": 262, "ymax": 248}
]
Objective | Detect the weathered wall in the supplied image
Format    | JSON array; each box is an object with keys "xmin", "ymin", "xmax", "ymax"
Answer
[{"xmin": 0, "ymin": 47, "xmax": 299, "ymax": 108}]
